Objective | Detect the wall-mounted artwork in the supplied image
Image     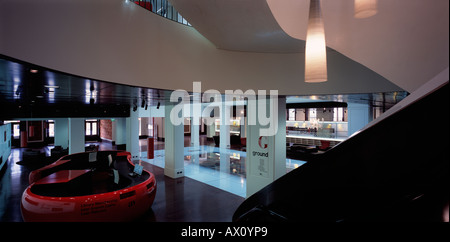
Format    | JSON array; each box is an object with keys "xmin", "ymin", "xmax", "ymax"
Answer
[{"xmin": 27, "ymin": 121, "xmax": 44, "ymax": 142}]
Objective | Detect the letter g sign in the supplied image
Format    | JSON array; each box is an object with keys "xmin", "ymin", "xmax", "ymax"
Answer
[{"xmin": 258, "ymin": 136, "xmax": 268, "ymax": 149}]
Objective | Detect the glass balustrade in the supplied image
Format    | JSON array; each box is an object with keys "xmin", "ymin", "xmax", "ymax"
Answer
[
  {"xmin": 132, "ymin": 0, "xmax": 191, "ymax": 26},
  {"xmin": 286, "ymin": 120, "xmax": 348, "ymax": 140}
]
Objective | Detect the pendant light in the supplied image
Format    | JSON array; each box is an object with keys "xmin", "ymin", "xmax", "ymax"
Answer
[
  {"xmin": 305, "ymin": 0, "xmax": 327, "ymax": 83},
  {"xmin": 354, "ymin": 0, "xmax": 378, "ymax": 19}
]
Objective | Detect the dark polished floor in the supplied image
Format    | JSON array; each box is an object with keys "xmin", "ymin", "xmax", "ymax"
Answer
[
  {"xmin": 136, "ymin": 163, "xmax": 244, "ymax": 222},
  {"xmin": 0, "ymin": 142, "xmax": 244, "ymax": 222}
]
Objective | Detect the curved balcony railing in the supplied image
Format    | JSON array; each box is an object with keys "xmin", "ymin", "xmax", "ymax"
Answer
[{"xmin": 132, "ymin": 0, "xmax": 191, "ymax": 26}]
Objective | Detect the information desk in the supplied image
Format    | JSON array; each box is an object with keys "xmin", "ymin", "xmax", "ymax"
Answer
[
  {"xmin": 34, "ymin": 169, "xmax": 91, "ymax": 185},
  {"xmin": 21, "ymin": 150, "xmax": 156, "ymax": 222}
]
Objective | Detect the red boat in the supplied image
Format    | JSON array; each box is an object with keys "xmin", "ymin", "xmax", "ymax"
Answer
[{"xmin": 21, "ymin": 150, "xmax": 156, "ymax": 222}]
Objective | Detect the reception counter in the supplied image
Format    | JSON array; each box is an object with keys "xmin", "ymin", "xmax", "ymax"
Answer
[{"xmin": 21, "ymin": 150, "xmax": 156, "ymax": 222}]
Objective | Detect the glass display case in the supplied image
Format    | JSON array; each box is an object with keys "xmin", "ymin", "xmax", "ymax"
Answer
[{"xmin": 215, "ymin": 119, "xmax": 241, "ymax": 135}]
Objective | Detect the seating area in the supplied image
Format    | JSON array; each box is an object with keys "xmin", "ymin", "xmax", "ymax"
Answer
[
  {"xmin": 212, "ymin": 135, "xmax": 246, "ymax": 149},
  {"xmin": 85, "ymin": 144, "xmax": 99, "ymax": 152},
  {"xmin": 50, "ymin": 146, "xmax": 68, "ymax": 161},
  {"xmin": 22, "ymin": 149, "xmax": 46, "ymax": 162},
  {"xmin": 17, "ymin": 144, "xmax": 108, "ymax": 166},
  {"xmin": 286, "ymin": 141, "xmax": 332, "ymax": 160}
]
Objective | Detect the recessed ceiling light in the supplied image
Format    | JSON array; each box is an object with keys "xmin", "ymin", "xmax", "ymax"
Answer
[
  {"xmin": 44, "ymin": 85, "xmax": 60, "ymax": 89},
  {"xmin": 30, "ymin": 69, "xmax": 38, "ymax": 73}
]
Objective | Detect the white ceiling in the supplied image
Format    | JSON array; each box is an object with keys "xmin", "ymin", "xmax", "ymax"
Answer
[
  {"xmin": 169, "ymin": 0, "xmax": 449, "ymax": 93},
  {"xmin": 169, "ymin": 0, "xmax": 305, "ymax": 53},
  {"xmin": 0, "ymin": 0, "xmax": 404, "ymax": 97}
]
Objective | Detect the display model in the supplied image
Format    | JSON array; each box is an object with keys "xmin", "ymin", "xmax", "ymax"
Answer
[{"xmin": 21, "ymin": 150, "xmax": 156, "ymax": 222}]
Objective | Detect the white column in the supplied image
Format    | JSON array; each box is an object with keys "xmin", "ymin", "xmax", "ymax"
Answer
[
  {"xmin": 126, "ymin": 106, "xmax": 140, "ymax": 160},
  {"xmin": 191, "ymin": 81, "xmax": 201, "ymax": 156},
  {"xmin": 54, "ymin": 118, "xmax": 69, "ymax": 149},
  {"xmin": 347, "ymin": 102, "xmax": 372, "ymax": 137},
  {"xmin": 190, "ymin": 121, "xmax": 199, "ymax": 148},
  {"xmin": 0, "ymin": 123, "xmax": 11, "ymax": 171},
  {"xmin": 220, "ymin": 152, "xmax": 230, "ymax": 174},
  {"xmin": 246, "ymin": 96, "xmax": 286, "ymax": 197},
  {"xmin": 206, "ymin": 119, "xmax": 215, "ymax": 139},
  {"xmin": 164, "ymin": 103, "xmax": 185, "ymax": 178},
  {"xmin": 111, "ymin": 119, "xmax": 117, "ymax": 145},
  {"xmin": 190, "ymin": 117, "xmax": 200, "ymax": 164},
  {"xmin": 115, "ymin": 118, "xmax": 126, "ymax": 146},
  {"xmin": 68, "ymin": 118, "xmax": 85, "ymax": 154},
  {"xmin": 240, "ymin": 115, "xmax": 247, "ymax": 138},
  {"xmin": 220, "ymin": 100, "xmax": 230, "ymax": 149},
  {"xmin": 190, "ymin": 103, "xmax": 200, "ymax": 149},
  {"xmin": 140, "ymin": 117, "xmax": 149, "ymax": 136}
]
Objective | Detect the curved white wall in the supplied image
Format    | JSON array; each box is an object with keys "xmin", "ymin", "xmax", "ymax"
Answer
[
  {"xmin": 265, "ymin": 0, "xmax": 449, "ymax": 93},
  {"xmin": 0, "ymin": 0, "xmax": 402, "ymax": 95}
]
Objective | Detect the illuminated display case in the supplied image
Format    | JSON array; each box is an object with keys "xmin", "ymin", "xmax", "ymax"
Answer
[{"xmin": 215, "ymin": 119, "xmax": 241, "ymax": 135}]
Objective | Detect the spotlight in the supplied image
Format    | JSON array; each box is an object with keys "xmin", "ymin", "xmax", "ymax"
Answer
[
  {"xmin": 133, "ymin": 98, "xmax": 138, "ymax": 112},
  {"xmin": 157, "ymin": 101, "xmax": 160, "ymax": 109},
  {"xmin": 145, "ymin": 104, "xmax": 148, "ymax": 110},
  {"xmin": 141, "ymin": 99, "xmax": 145, "ymax": 108}
]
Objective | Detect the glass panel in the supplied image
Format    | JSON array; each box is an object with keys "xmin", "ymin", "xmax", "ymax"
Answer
[
  {"xmin": 286, "ymin": 120, "xmax": 348, "ymax": 140},
  {"xmin": 86, "ymin": 123, "xmax": 91, "ymax": 136},
  {"xmin": 173, "ymin": 9, "xmax": 178, "ymax": 22},
  {"xmin": 288, "ymin": 109, "xmax": 295, "ymax": 121},
  {"xmin": 92, "ymin": 122, "xmax": 97, "ymax": 135},
  {"xmin": 49, "ymin": 123, "xmax": 55, "ymax": 137},
  {"xmin": 139, "ymin": 118, "xmax": 142, "ymax": 136},
  {"xmin": 132, "ymin": 0, "xmax": 189, "ymax": 25},
  {"xmin": 156, "ymin": 0, "xmax": 161, "ymax": 15},
  {"xmin": 164, "ymin": 0, "xmax": 168, "ymax": 17},
  {"xmin": 13, "ymin": 124, "xmax": 20, "ymax": 138},
  {"xmin": 308, "ymin": 108, "xmax": 316, "ymax": 120},
  {"xmin": 167, "ymin": 2, "xmax": 173, "ymax": 20}
]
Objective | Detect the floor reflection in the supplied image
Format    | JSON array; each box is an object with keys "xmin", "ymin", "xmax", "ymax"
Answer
[
  {"xmin": 1, "ymin": 139, "xmax": 306, "ymax": 221},
  {"xmin": 140, "ymin": 145, "xmax": 306, "ymax": 198},
  {"xmin": 184, "ymin": 146, "xmax": 246, "ymax": 177}
]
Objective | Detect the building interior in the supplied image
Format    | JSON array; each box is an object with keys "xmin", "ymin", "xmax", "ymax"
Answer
[{"xmin": 0, "ymin": 0, "xmax": 448, "ymax": 223}]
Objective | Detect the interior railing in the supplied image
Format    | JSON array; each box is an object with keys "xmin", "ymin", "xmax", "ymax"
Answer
[{"xmin": 132, "ymin": 0, "xmax": 191, "ymax": 26}]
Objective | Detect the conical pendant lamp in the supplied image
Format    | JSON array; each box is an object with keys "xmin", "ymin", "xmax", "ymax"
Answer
[{"xmin": 305, "ymin": 0, "xmax": 327, "ymax": 83}]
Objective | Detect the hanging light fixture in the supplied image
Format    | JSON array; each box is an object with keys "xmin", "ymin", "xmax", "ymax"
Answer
[
  {"xmin": 354, "ymin": 0, "xmax": 378, "ymax": 19},
  {"xmin": 305, "ymin": 0, "xmax": 327, "ymax": 83}
]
